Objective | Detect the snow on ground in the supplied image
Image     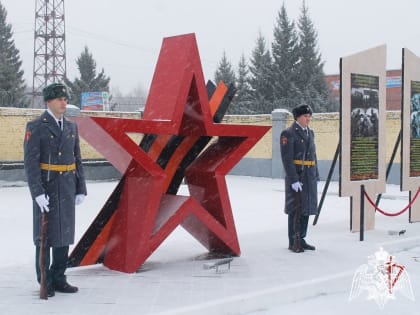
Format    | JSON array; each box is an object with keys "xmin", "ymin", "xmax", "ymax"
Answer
[{"xmin": 0, "ymin": 176, "xmax": 419, "ymax": 314}]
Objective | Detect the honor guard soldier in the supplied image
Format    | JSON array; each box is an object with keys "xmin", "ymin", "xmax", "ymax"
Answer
[
  {"xmin": 24, "ymin": 83, "xmax": 87, "ymax": 297},
  {"xmin": 280, "ymin": 105, "xmax": 319, "ymax": 253}
]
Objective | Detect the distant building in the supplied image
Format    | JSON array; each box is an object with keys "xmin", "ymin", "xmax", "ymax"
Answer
[{"xmin": 325, "ymin": 69, "xmax": 402, "ymax": 110}]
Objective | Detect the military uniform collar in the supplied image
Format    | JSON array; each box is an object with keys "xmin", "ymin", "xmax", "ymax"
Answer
[
  {"xmin": 41, "ymin": 110, "xmax": 61, "ymax": 137},
  {"xmin": 46, "ymin": 108, "xmax": 64, "ymax": 130},
  {"xmin": 295, "ymin": 121, "xmax": 308, "ymax": 132}
]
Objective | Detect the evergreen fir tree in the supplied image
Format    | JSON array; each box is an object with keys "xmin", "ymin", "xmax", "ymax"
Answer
[
  {"xmin": 296, "ymin": 1, "xmax": 334, "ymax": 112},
  {"xmin": 214, "ymin": 51, "xmax": 236, "ymax": 87},
  {"xmin": 65, "ymin": 46, "xmax": 110, "ymax": 107},
  {"xmin": 229, "ymin": 54, "xmax": 253, "ymax": 114},
  {"xmin": 248, "ymin": 33, "xmax": 274, "ymax": 114},
  {"xmin": 271, "ymin": 3, "xmax": 301, "ymax": 111},
  {"xmin": 0, "ymin": 3, "xmax": 28, "ymax": 107}
]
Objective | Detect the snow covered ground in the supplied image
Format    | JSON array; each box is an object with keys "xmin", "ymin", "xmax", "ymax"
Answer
[{"xmin": 0, "ymin": 176, "xmax": 419, "ymax": 314}]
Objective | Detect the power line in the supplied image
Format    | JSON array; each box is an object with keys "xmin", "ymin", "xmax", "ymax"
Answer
[{"xmin": 66, "ymin": 26, "xmax": 155, "ymax": 53}]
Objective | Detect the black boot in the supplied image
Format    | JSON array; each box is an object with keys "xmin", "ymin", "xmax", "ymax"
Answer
[
  {"xmin": 301, "ymin": 239, "xmax": 316, "ymax": 250},
  {"xmin": 54, "ymin": 281, "xmax": 78, "ymax": 293},
  {"xmin": 47, "ymin": 284, "xmax": 55, "ymax": 297},
  {"xmin": 288, "ymin": 239, "xmax": 304, "ymax": 253}
]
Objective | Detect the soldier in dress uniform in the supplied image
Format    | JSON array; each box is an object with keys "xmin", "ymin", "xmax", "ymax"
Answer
[
  {"xmin": 24, "ymin": 83, "xmax": 87, "ymax": 297},
  {"xmin": 280, "ymin": 104, "xmax": 319, "ymax": 253}
]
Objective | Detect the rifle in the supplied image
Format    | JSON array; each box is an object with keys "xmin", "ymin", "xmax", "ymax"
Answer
[
  {"xmin": 39, "ymin": 212, "xmax": 48, "ymax": 299},
  {"xmin": 291, "ymin": 190, "xmax": 303, "ymax": 252},
  {"xmin": 291, "ymin": 147, "xmax": 306, "ymax": 253},
  {"xmin": 39, "ymin": 154, "xmax": 50, "ymax": 300}
]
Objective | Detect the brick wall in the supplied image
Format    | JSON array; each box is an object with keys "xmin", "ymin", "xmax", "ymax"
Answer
[
  {"xmin": 0, "ymin": 107, "xmax": 402, "ymax": 163},
  {"xmin": 0, "ymin": 108, "xmax": 273, "ymax": 162},
  {"xmin": 0, "ymin": 107, "xmax": 402, "ymax": 181}
]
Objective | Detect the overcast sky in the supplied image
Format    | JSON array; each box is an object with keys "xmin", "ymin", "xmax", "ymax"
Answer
[{"xmin": 2, "ymin": 0, "xmax": 419, "ymax": 94}]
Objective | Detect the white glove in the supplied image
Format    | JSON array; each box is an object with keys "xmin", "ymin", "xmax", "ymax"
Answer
[
  {"xmin": 75, "ymin": 194, "xmax": 85, "ymax": 206},
  {"xmin": 291, "ymin": 182, "xmax": 303, "ymax": 192},
  {"xmin": 35, "ymin": 194, "xmax": 50, "ymax": 213}
]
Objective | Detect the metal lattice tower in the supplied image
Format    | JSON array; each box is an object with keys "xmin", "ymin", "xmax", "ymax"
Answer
[{"xmin": 32, "ymin": 0, "xmax": 66, "ymax": 107}]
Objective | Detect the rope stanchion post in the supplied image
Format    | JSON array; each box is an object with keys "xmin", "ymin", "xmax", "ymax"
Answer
[
  {"xmin": 375, "ymin": 131, "xmax": 401, "ymax": 207},
  {"xmin": 360, "ymin": 185, "xmax": 365, "ymax": 242},
  {"xmin": 313, "ymin": 143, "xmax": 339, "ymax": 226},
  {"xmin": 409, "ymin": 191, "xmax": 412, "ymax": 222}
]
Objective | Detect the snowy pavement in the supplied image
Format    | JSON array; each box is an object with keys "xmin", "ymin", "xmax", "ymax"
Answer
[{"xmin": 0, "ymin": 176, "xmax": 419, "ymax": 314}]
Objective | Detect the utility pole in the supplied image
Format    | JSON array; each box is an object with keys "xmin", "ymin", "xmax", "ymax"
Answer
[{"xmin": 32, "ymin": 0, "xmax": 66, "ymax": 107}]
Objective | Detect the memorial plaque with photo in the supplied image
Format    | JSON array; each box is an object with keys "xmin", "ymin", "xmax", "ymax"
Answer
[
  {"xmin": 350, "ymin": 73, "xmax": 379, "ymax": 181},
  {"xmin": 410, "ymin": 80, "xmax": 420, "ymax": 177}
]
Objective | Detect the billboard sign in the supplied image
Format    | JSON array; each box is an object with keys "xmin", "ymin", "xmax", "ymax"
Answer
[{"xmin": 81, "ymin": 92, "xmax": 109, "ymax": 111}]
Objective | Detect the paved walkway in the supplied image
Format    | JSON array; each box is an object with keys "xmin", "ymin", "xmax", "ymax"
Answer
[{"xmin": 0, "ymin": 177, "xmax": 419, "ymax": 314}]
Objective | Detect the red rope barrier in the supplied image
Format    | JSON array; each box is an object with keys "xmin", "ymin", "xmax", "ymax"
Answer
[{"xmin": 363, "ymin": 187, "xmax": 420, "ymax": 217}]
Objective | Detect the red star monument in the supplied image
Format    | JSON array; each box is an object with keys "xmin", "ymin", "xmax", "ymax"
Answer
[{"xmin": 68, "ymin": 33, "xmax": 270, "ymax": 273}]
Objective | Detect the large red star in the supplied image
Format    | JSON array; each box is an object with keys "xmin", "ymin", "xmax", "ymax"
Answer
[{"xmin": 69, "ymin": 33, "xmax": 270, "ymax": 273}]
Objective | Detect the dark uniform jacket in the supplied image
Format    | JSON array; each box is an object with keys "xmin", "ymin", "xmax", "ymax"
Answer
[
  {"xmin": 280, "ymin": 121, "xmax": 319, "ymax": 216},
  {"xmin": 24, "ymin": 111, "xmax": 87, "ymax": 247}
]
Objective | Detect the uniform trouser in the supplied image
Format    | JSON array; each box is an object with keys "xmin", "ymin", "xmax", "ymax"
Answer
[
  {"xmin": 288, "ymin": 213, "xmax": 309, "ymax": 246},
  {"xmin": 35, "ymin": 245, "xmax": 69, "ymax": 286}
]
